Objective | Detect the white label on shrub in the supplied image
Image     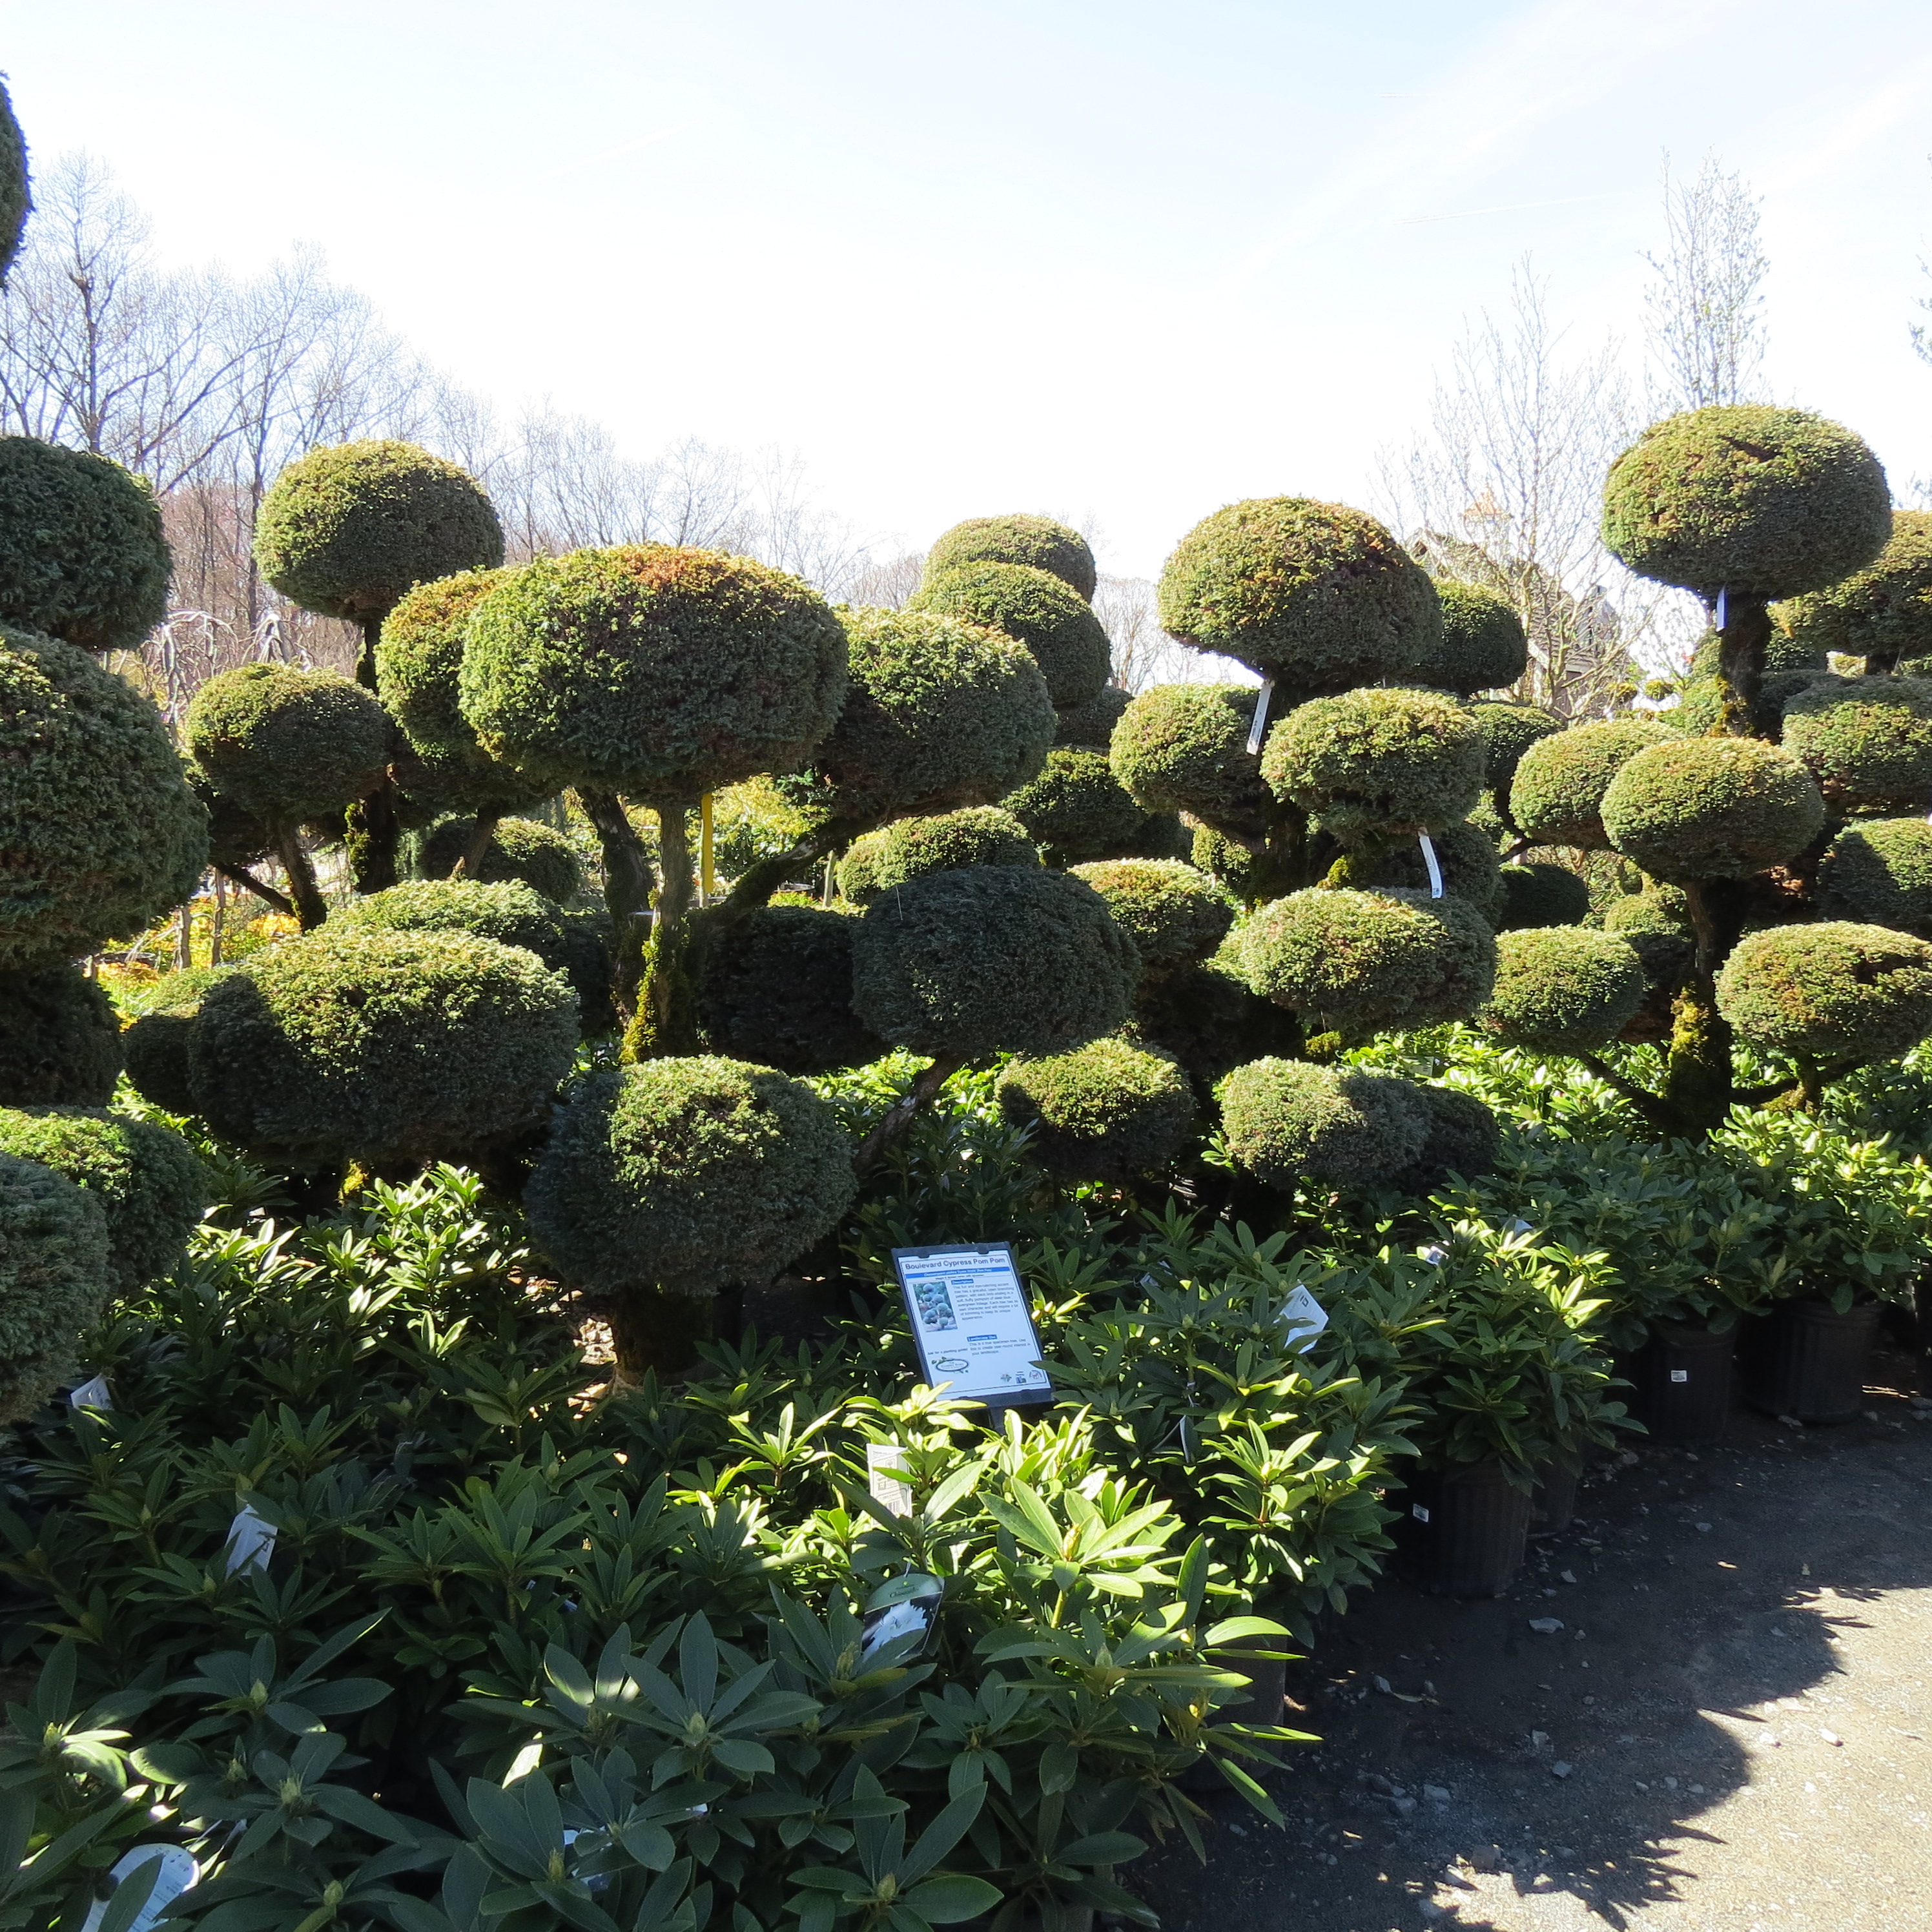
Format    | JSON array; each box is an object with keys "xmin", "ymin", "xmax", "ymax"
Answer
[
  {"xmin": 223, "ymin": 1504, "xmax": 277, "ymax": 1575},
  {"xmin": 893, "ymin": 1243, "xmax": 1053, "ymax": 1407},
  {"xmin": 866, "ymin": 1443, "xmax": 915, "ymax": 1518},
  {"xmin": 67, "ymin": 1373, "xmax": 112, "ymax": 1412},
  {"xmin": 1670, "ymin": 1369, "xmax": 1689, "ymax": 1383},
  {"xmin": 1246, "ymin": 679, "xmax": 1275, "ymax": 755},
  {"xmin": 1412, "ymin": 1505, "xmax": 1432, "ymax": 1523},
  {"xmin": 1279, "ymin": 1284, "xmax": 1329, "ymax": 1350},
  {"xmin": 1417, "ymin": 832, "xmax": 1444, "ymax": 898},
  {"xmin": 80, "ymin": 1845, "xmax": 198, "ymax": 1932},
  {"xmin": 1419, "ymin": 1244, "xmax": 1448, "ymax": 1266}
]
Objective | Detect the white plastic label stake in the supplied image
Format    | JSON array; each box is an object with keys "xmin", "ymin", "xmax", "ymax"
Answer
[
  {"xmin": 1246, "ymin": 679, "xmax": 1275, "ymax": 755},
  {"xmin": 1418, "ymin": 1244, "xmax": 1448, "ymax": 1266},
  {"xmin": 80, "ymin": 1845, "xmax": 198, "ymax": 1932},
  {"xmin": 1278, "ymin": 1284, "xmax": 1329, "ymax": 1351},
  {"xmin": 865, "ymin": 1443, "xmax": 915, "ymax": 1518},
  {"xmin": 1670, "ymin": 1369, "xmax": 1689, "ymax": 1383},
  {"xmin": 67, "ymin": 1373, "xmax": 112, "ymax": 1411},
  {"xmin": 1417, "ymin": 832, "xmax": 1444, "ymax": 899},
  {"xmin": 223, "ymin": 1504, "xmax": 277, "ymax": 1575},
  {"xmin": 1412, "ymin": 1505, "xmax": 1432, "ymax": 1524},
  {"xmin": 1714, "ymin": 586, "xmax": 1728, "ymax": 630}
]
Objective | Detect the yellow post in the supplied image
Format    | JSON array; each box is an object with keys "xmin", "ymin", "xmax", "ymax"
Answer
[{"xmin": 699, "ymin": 792, "xmax": 715, "ymax": 905}]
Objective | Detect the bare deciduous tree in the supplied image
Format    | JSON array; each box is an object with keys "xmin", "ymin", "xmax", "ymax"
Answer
[{"xmin": 1644, "ymin": 152, "xmax": 1769, "ymax": 411}]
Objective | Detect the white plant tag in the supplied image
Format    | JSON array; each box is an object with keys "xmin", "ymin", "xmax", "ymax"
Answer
[
  {"xmin": 1417, "ymin": 832, "xmax": 1444, "ymax": 898},
  {"xmin": 223, "ymin": 1504, "xmax": 277, "ymax": 1575},
  {"xmin": 1279, "ymin": 1284, "xmax": 1329, "ymax": 1350},
  {"xmin": 859, "ymin": 1572, "xmax": 942, "ymax": 1663},
  {"xmin": 1670, "ymin": 1368, "xmax": 1689, "ymax": 1383},
  {"xmin": 1505, "ymin": 1217, "xmax": 1534, "ymax": 1236},
  {"xmin": 865, "ymin": 1443, "xmax": 915, "ymax": 1519},
  {"xmin": 80, "ymin": 1844, "xmax": 198, "ymax": 1932},
  {"xmin": 1246, "ymin": 679, "xmax": 1275, "ymax": 755},
  {"xmin": 1714, "ymin": 586, "xmax": 1729, "ymax": 630},
  {"xmin": 67, "ymin": 1373, "xmax": 112, "ymax": 1412},
  {"xmin": 1419, "ymin": 1243, "xmax": 1448, "ymax": 1266},
  {"xmin": 1412, "ymin": 1504, "xmax": 1432, "ymax": 1523}
]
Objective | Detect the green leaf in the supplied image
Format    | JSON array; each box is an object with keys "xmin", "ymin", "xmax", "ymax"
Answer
[{"xmin": 903, "ymin": 1875, "xmax": 1004, "ymax": 1924}]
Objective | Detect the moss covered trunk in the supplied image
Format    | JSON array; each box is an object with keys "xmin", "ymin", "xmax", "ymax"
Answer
[
  {"xmin": 274, "ymin": 826, "xmax": 329, "ymax": 930},
  {"xmin": 345, "ymin": 777, "xmax": 402, "ymax": 894},
  {"xmin": 1715, "ymin": 592, "xmax": 1771, "ymax": 734},
  {"xmin": 579, "ymin": 788, "xmax": 655, "ymax": 1022},
  {"xmin": 607, "ymin": 1285, "xmax": 718, "ymax": 1384},
  {"xmin": 626, "ymin": 801, "xmax": 701, "ymax": 1060}
]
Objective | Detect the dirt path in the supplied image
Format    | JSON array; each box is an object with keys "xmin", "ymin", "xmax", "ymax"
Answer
[{"xmin": 1138, "ymin": 1345, "xmax": 1932, "ymax": 1932}]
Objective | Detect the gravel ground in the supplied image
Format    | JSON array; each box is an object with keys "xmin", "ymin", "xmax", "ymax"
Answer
[{"xmin": 1136, "ymin": 1346, "xmax": 1932, "ymax": 1932}]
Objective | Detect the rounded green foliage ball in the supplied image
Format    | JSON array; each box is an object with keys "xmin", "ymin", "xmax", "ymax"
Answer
[
  {"xmin": 1601, "ymin": 889, "xmax": 1694, "ymax": 986},
  {"xmin": 1601, "ymin": 406, "xmax": 1891, "ymax": 599},
  {"xmin": 0, "ymin": 627, "xmax": 208, "ymax": 964},
  {"xmin": 1068, "ymin": 858, "xmax": 1235, "ymax": 980},
  {"xmin": 1774, "ymin": 509, "xmax": 1932, "ymax": 669},
  {"xmin": 1003, "ymin": 747, "xmax": 1156, "ymax": 866},
  {"xmin": 1054, "ymin": 683, "xmax": 1132, "ymax": 750},
  {"xmin": 0, "ymin": 78, "xmax": 28, "ymax": 283},
  {"xmin": 850, "ymin": 865, "xmax": 1139, "ymax": 1060},
  {"xmin": 695, "ymin": 904, "xmax": 883, "ymax": 1075},
  {"xmin": 1780, "ymin": 677, "xmax": 1932, "ymax": 816},
  {"xmin": 0, "ymin": 1151, "xmax": 110, "ymax": 1426},
  {"xmin": 1219, "ymin": 1058, "xmax": 1429, "ymax": 1189},
  {"xmin": 188, "ymin": 764, "xmax": 274, "ymax": 872},
  {"xmin": 0, "ymin": 438, "xmax": 170, "ymax": 652},
  {"xmin": 1601, "ymin": 736, "xmax": 1825, "ymax": 883},
  {"xmin": 1158, "ymin": 498, "xmax": 1441, "ymax": 690},
  {"xmin": 462, "ymin": 546, "xmax": 847, "ymax": 803},
  {"xmin": 1509, "ymin": 717, "xmax": 1681, "ymax": 850},
  {"xmin": 909, "ymin": 561, "xmax": 1110, "ymax": 708},
  {"xmin": 0, "ymin": 1108, "xmax": 206, "ymax": 1295},
  {"xmin": 1412, "ymin": 581, "xmax": 1528, "ymax": 694},
  {"xmin": 122, "ymin": 965, "xmax": 240, "ymax": 1115},
  {"xmin": 1262, "ymin": 685, "xmax": 1485, "ymax": 843},
  {"xmin": 834, "ymin": 830, "xmax": 889, "ymax": 906},
  {"xmin": 1132, "ymin": 948, "xmax": 1302, "ymax": 1093},
  {"xmin": 526, "ymin": 1056, "xmax": 854, "ymax": 1296},
  {"xmin": 558, "ymin": 908, "xmax": 617, "ymax": 1038},
  {"xmin": 418, "ymin": 816, "xmax": 582, "ymax": 903},
  {"xmin": 1814, "ymin": 817, "xmax": 1932, "ymax": 939},
  {"xmin": 1350, "ymin": 819, "xmax": 1504, "ymax": 921},
  {"xmin": 331, "ymin": 877, "xmax": 570, "ymax": 971},
  {"xmin": 1716, "ymin": 921, "xmax": 1932, "ymax": 1064},
  {"xmin": 1495, "ymin": 861, "xmax": 1591, "ymax": 932},
  {"xmin": 254, "ymin": 440, "xmax": 504, "ymax": 624},
  {"xmin": 1479, "ymin": 926, "xmax": 1646, "ymax": 1052},
  {"xmin": 1109, "ymin": 683, "xmax": 1273, "ymax": 836},
  {"xmin": 1389, "ymin": 1085, "xmax": 1502, "ymax": 1196},
  {"xmin": 998, "ymin": 1038, "xmax": 1195, "ymax": 1184},
  {"xmin": 924, "ymin": 514, "xmax": 1098, "ymax": 600},
  {"xmin": 842, "ymin": 807, "xmax": 1038, "ymax": 905},
  {"xmin": 1471, "ymin": 701, "xmax": 1565, "ymax": 832},
  {"xmin": 188, "ymin": 926, "xmax": 579, "ymax": 1169},
  {"xmin": 185, "ymin": 662, "xmax": 391, "ymax": 825},
  {"xmin": 0, "ymin": 963, "xmax": 122, "ymax": 1107},
  {"xmin": 1240, "ymin": 887, "xmax": 1496, "ymax": 1031}
]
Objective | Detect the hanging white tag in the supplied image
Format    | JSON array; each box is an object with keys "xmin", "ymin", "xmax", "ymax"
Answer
[
  {"xmin": 1714, "ymin": 586, "xmax": 1728, "ymax": 630},
  {"xmin": 1279, "ymin": 1283, "xmax": 1330, "ymax": 1350},
  {"xmin": 1417, "ymin": 832, "xmax": 1444, "ymax": 899},
  {"xmin": 865, "ymin": 1443, "xmax": 915, "ymax": 1519},
  {"xmin": 859, "ymin": 1572, "xmax": 942, "ymax": 1663},
  {"xmin": 67, "ymin": 1373, "xmax": 112, "ymax": 1412},
  {"xmin": 1246, "ymin": 679, "xmax": 1275, "ymax": 755},
  {"xmin": 1419, "ymin": 1243, "xmax": 1448, "ymax": 1266},
  {"xmin": 223, "ymin": 1504, "xmax": 278, "ymax": 1575},
  {"xmin": 1412, "ymin": 1504, "xmax": 1432, "ymax": 1524},
  {"xmin": 1670, "ymin": 1369, "xmax": 1689, "ymax": 1384},
  {"xmin": 79, "ymin": 1845, "xmax": 198, "ymax": 1932}
]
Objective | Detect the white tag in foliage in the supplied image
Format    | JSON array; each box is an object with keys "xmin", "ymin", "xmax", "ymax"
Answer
[
  {"xmin": 1714, "ymin": 586, "xmax": 1729, "ymax": 630},
  {"xmin": 1419, "ymin": 1244, "xmax": 1448, "ymax": 1266},
  {"xmin": 1246, "ymin": 679, "xmax": 1275, "ymax": 755},
  {"xmin": 1412, "ymin": 1504, "xmax": 1432, "ymax": 1524},
  {"xmin": 67, "ymin": 1373, "xmax": 112, "ymax": 1412},
  {"xmin": 1670, "ymin": 1368, "xmax": 1690, "ymax": 1383},
  {"xmin": 1278, "ymin": 1284, "xmax": 1329, "ymax": 1350},
  {"xmin": 1417, "ymin": 832, "xmax": 1444, "ymax": 898},
  {"xmin": 79, "ymin": 1845, "xmax": 198, "ymax": 1932},
  {"xmin": 865, "ymin": 1443, "xmax": 914, "ymax": 1519},
  {"xmin": 223, "ymin": 1504, "xmax": 277, "ymax": 1575}
]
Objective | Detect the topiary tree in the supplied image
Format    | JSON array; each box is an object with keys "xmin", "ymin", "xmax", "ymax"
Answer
[
  {"xmin": 122, "ymin": 965, "xmax": 240, "ymax": 1115},
  {"xmin": 1598, "ymin": 737, "xmax": 1825, "ymax": 883},
  {"xmin": 0, "ymin": 1149, "xmax": 110, "ymax": 1426},
  {"xmin": 694, "ymin": 903, "xmax": 884, "ymax": 1074},
  {"xmin": 330, "ymin": 877, "xmax": 570, "ymax": 972},
  {"xmin": 1508, "ymin": 717, "xmax": 1681, "ymax": 850},
  {"xmin": 0, "ymin": 76, "xmax": 28, "ymax": 285},
  {"xmin": 1495, "ymin": 861, "xmax": 1592, "ymax": 932},
  {"xmin": 1067, "ymin": 859, "xmax": 1235, "ymax": 981},
  {"xmin": 923, "ymin": 513, "xmax": 1098, "ymax": 599},
  {"xmin": 0, "ymin": 439, "xmax": 170, "ymax": 652},
  {"xmin": 418, "ymin": 814, "xmax": 582, "ymax": 903},
  {"xmin": 0, "ymin": 964, "xmax": 122, "ymax": 1107},
  {"xmin": 0, "ymin": 1108, "xmax": 207, "ymax": 1294},
  {"xmin": 1053, "ymin": 683, "xmax": 1132, "ymax": 749},
  {"xmin": 1470, "ymin": 701, "xmax": 1565, "ymax": 837},
  {"xmin": 0, "ymin": 626, "xmax": 207, "ymax": 964},
  {"xmin": 996, "ymin": 1038, "xmax": 1197, "ymax": 1186},
  {"xmin": 525, "ymin": 1056, "xmax": 854, "ymax": 1377},
  {"xmin": 1779, "ymin": 677, "xmax": 1932, "ymax": 815},
  {"xmin": 837, "ymin": 807, "xmax": 1038, "ymax": 904},
  {"xmin": 184, "ymin": 662, "xmax": 391, "ymax": 928},
  {"xmin": 1408, "ymin": 580, "xmax": 1529, "ymax": 696},
  {"xmin": 1774, "ymin": 509, "xmax": 1932, "ymax": 674},
  {"xmin": 1814, "ymin": 817, "xmax": 1932, "ymax": 938},
  {"xmin": 1348, "ymin": 817, "xmax": 1504, "ymax": 920},
  {"xmin": 1479, "ymin": 927, "xmax": 1648, "ymax": 1054},
  {"xmin": 1002, "ymin": 747, "xmax": 1162, "ymax": 866},
  {"xmin": 1218, "ymin": 1058, "xmax": 1430, "ymax": 1189},
  {"xmin": 908, "ymin": 561, "xmax": 1111, "ymax": 708},
  {"xmin": 1390, "ymin": 1085, "xmax": 1503, "ymax": 1195}
]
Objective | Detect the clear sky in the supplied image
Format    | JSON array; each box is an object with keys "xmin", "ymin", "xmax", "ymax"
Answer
[{"xmin": 5, "ymin": 0, "xmax": 1931, "ymax": 577}]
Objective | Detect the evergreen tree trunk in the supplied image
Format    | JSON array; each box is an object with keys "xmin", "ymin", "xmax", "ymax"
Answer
[
  {"xmin": 345, "ymin": 778, "xmax": 402, "ymax": 894},
  {"xmin": 626, "ymin": 801, "xmax": 700, "ymax": 1060},
  {"xmin": 607, "ymin": 1285, "xmax": 717, "ymax": 1384},
  {"xmin": 578, "ymin": 788, "xmax": 655, "ymax": 1021},
  {"xmin": 274, "ymin": 827, "xmax": 329, "ymax": 930},
  {"xmin": 451, "ymin": 813, "xmax": 500, "ymax": 879},
  {"xmin": 1715, "ymin": 592, "xmax": 1772, "ymax": 732}
]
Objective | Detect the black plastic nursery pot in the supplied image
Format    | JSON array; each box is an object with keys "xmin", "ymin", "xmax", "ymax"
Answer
[
  {"xmin": 1404, "ymin": 1460, "xmax": 1532, "ymax": 1598},
  {"xmin": 1530, "ymin": 1457, "xmax": 1581, "ymax": 1536},
  {"xmin": 1633, "ymin": 1317, "xmax": 1736, "ymax": 1444},
  {"xmin": 1745, "ymin": 1295, "xmax": 1882, "ymax": 1424}
]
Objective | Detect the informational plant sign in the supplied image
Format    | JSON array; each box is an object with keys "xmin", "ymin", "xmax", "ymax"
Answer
[{"xmin": 891, "ymin": 1242, "xmax": 1053, "ymax": 1408}]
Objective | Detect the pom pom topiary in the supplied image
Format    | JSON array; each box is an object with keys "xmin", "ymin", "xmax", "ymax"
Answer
[
  {"xmin": 1260, "ymin": 686, "xmax": 1486, "ymax": 843},
  {"xmin": 924, "ymin": 514, "xmax": 1098, "ymax": 600},
  {"xmin": 1218, "ymin": 1058, "xmax": 1429, "ymax": 1189},
  {"xmin": 0, "ymin": 627, "xmax": 208, "ymax": 964},
  {"xmin": 1601, "ymin": 889, "xmax": 1695, "ymax": 985},
  {"xmin": 1470, "ymin": 701, "xmax": 1565, "ymax": 832},
  {"xmin": 1601, "ymin": 406, "xmax": 1891, "ymax": 599},
  {"xmin": 1479, "ymin": 926, "xmax": 1647, "ymax": 1052},
  {"xmin": 1773, "ymin": 509, "xmax": 1932, "ymax": 672},
  {"xmin": 0, "ymin": 1151, "xmax": 110, "ymax": 1426},
  {"xmin": 525, "ymin": 1056, "xmax": 854, "ymax": 1297},
  {"xmin": 1814, "ymin": 817, "xmax": 1932, "ymax": 939},
  {"xmin": 1494, "ymin": 861, "xmax": 1591, "ymax": 932},
  {"xmin": 0, "ymin": 964, "xmax": 122, "ymax": 1107},
  {"xmin": 461, "ymin": 546, "xmax": 847, "ymax": 803},
  {"xmin": 998, "ymin": 1038, "xmax": 1196, "ymax": 1184},
  {"xmin": 558, "ymin": 908, "xmax": 617, "ymax": 1038},
  {"xmin": 185, "ymin": 663, "xmax": 391, "ymax": 825},
  {"xmin": 1389, "ymin": 1085, "xmax": 1502, "ymax": 1196},
  {"xmin": 1067, "ymin": 858, "xmax": 1235, "ymax": 980},
  {"xmin": 0, "ymin": 78, "xmax": 27, "ymax": 284},
  {"xmin": 1054, "ymin": 683, "xmax": 1133, "ymax": 750},
  {"xmin": 417, "ymin": 816, "xmax": 582, "ymax": 903},
  {"xmin": 1349, "ymin": 819, "xmax": 1505, "ymax": 921},
  {"xmin": 187, "ymin": 927, "xmax": 579, "ymax": 1169},
  {"xmin": 1716, "ymin": 921, "xmax": 1932, "ymax": 1064},
  {"xmin": 0, "ymin": 1107, "xmax": 206, "ymax": 1294},
  {"xmin": 850, "ymin": 865, "xmax": 1139, "ymax": 1060},
  {"xmin": 0, "ymin": 438, "xmax": 170, "ymax": 652},
  {"xmin": 1601, "ymin": 737, "xmax": 1825, "ymax": 883},
  {"xmin": 908, "ymin": 561, "xmax": 1110, "ymax": 708},
  {"xmin": 331, "ymin": 877, "xmax": 570, "ymax": 972},
  {"xmin": 1240, "ymin": 887, "xmax": 1496, "ymax": 1031},
  {"xmin": 254, "ymin": 441, "xmax": 504, "ymax": 626},
  {"xmin": 1157, "ymin": 498, "xmax": 1441, "ymax": 690},
  {"xmin": 695, "ymin": 904, "xmax": 883, "ymax": 1074},
  {"xmin": 1779, "ymin": 677, "xmax": 1932, "ymax": 816},
  {"xmin": 1508, "ymin": 717, "xmax": 1681, "ymax": 850},
  {"xmin": 1109, "ymin": 683, "xmax": 1273, "ymax": 836},
  {"xmin": 189, "ymin": 764, "xmax": 275, "ymax": 873},
  {"xmin": 840, "ymin": 807, "xmax": 1037, "ymax": 905},
  {"xmin": 121, "ymin": 965, "xmax": 240, "ymax": 1115},
  {"xmin": 1410, "ymin": 581, "xmax": 1528, "ymax": 694},
  {"xmin": 1003, "ymin": 748, "xmax": 1156, "ymax": 866},
  {"xmin": 1131, "ymin": 948, "xmax": 1302, "ymax": 1093}
]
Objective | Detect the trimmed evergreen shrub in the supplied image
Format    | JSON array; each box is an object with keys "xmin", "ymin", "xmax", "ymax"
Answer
[
  {"xmin": 0, "ymin": 438, "xmax": 170, "ymax": 651},
  {"xmin": 525, "ymin": 1056, "xmax": 854, "ymax": 1296},
  {"xmin": 1601, "ymin": 736, "xmax": 1826, "ymax": 881},
  {"xmin": 1218, "ymin": 1058, "xmax": 1430, "ymax": 1188},
  {"xmin": 1157, "ymin": 498, "xmax": 1441, "ymax": 690},
  {"xmin": 460, "ymin": 545, "xmax": 847, "ymax": 803},
  {"xmin": 1470, "ymin": 700, "xmax": 1565, "ymax": 832},
  {"xmin": 1509, "ymin": 716, "xmax": 1680, "ymax": 850},
  {"xmin": 418, "ymin": 815, "xmax": 582, "ymax": 903},
  {"xmin": 1131, "ymin": 947, "xmax": 1302, "ymax": 1093},
  {"xmin": 1494, "ymin": 861, "xmax": 1590, "ymax": 932},
  {"xmin": 0, "ymin": 1150, "xmax": 110, "ymax": 1426},
  {"xmin": 254, "ymin": 440, "xmax": 504, "ymax": 624},
  {"xmin": 0, "ymin": 77, "xmax": 26, "ymax": 283},
  {"xmin": 1780, "ymin": 676, "xmax": 1932, "ymax": 816},
  {"xmin": 121, "ymin": 965, "xmax": 240, "ymax": 1115},
  {"xmin": 1601, "ymin": 406, "xmax": 1891, "ymax": 599},
  {"xmin": 695, "ymin": 904, "xmax": 883, "ymax": 1075},
  {"xmin": 908, "ymin": 561, "xmax": 1111, "ymax": 708},
  {"xmin": 1053, "ymin": 683, "xmax": 1132, "ymax": 749},
  {"xmin": 0, "ymin": 1107, "xmax": 206, "ymax": 1293},
  {"xmin": 189, "ymin": 764, "xmax": 276, "ymax": 872},
  {"xmin": 1068, "ymin": 858, "xmax": 1235, "ymax": 980},
  {"xmin": 1600, "ymin": 890, "xmax": 1695, "ymax": 985},
  {"xmin": 839, "ymin": 807, "xmax": 1038, "ymax": 905},
  {"xmin": 1479, "ymin": 927, "xmax": 1647, "ymax": 1052},
  {"xmin": 331, "ymin": 877, "xmax": 570, "ymax": 971},
  {"xmin": 1774, "ymin": 509, "xmax": 1932, "ymax": 668},
  {"xmin": 1390, "ymin": 1085, "xmax": 1503, "ymax": 1195},
  {"xmin": 185, "ymin": 662, "xmax": 391, "ymax": 825},
  {"xmin": 1717, "ymin": 921, "xmax": 1932, "ymax": 1064},
  {"xmin": 1110, "ymin": 683, "xmax": 1273, "ymax": 836},
  {"xmin": 924, "ymin": 514, "xmax": 1098, "ymax": 600},
  {"xmin": 1003, "ymin": 748, "xmax": 1155, "ymax": 866},
  {"xmin": 0, "ymin": 963, "xmax": 122, "ymax": 1107},
  {"xmin": 850, "ymin": 865, "xmax": 1139, "ymax": 1060},
  {"xmin": 0, "ymin": 626, "xmax": 207, "ymax": 964},
  {"xmin": 558, "ymin": 907, "xmax": 617, "ymax": 1038},
  {"xmin": 997, "ymin": 1038, "xmax": 1196, "ymax": 1184},
  {"xmin": 1410, "ymin": 580, "xmax": 1528, "ymax": 694},
  {"xmin": 1814, "ymin": 817, "xmax": 1932, "ymax": 939}
]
